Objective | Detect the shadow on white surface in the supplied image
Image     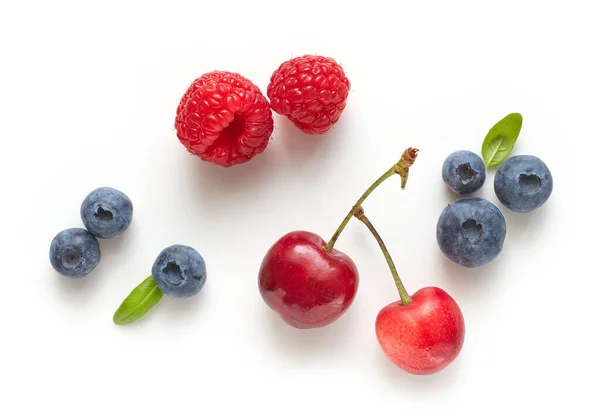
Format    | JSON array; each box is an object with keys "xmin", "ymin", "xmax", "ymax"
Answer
[
  {"xmin": 499, "ymin": 202, "xmax": 552, "ymax": 241},
  {"xmin": 274, "ymin": 115, "xmax": 345, "ymax": 167},
  {"xmin": 263, "ymin": 305, "xmax": 357, "ymax": 360},
  {"xmin": 158, "ymin": 287, "xmax": 210, "ymax": 326},
  {"xmin": 182, "ymin": 147, "xmax": 280, "ymax": 201},
  {"xmin": 377, "ymin": 348, "xmax": 464, "ymax": 391},
  {"xmin": 53, "ymin": 269, "xmax": 102, "ymax": 305},
  {"xmin": 438, "ymin": 249, "xmax": 503, "ymax": 302}
]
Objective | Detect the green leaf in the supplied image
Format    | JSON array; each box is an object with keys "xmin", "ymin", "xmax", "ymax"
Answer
[
  {"xmin": 481, "ymin": 113, "xmax": 523, "ymax": 167},
  {"xmin": 113, "ymin": 276, "xmax": 164, "ymax": 325}
]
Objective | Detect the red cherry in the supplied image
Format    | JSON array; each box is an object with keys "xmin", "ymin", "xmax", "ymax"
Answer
[
  {"xmin": 258, "ymin": 231, "xmax": 359, "ymax": 329},
  {"xmin": 376, "ymin": 286, "xmax": 465, "ymax": 375}
]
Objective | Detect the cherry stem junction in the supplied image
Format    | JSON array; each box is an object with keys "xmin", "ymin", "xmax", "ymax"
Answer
[
  {"xmin": 324, "ymin": 147, "xmax": 418, "ymax": 253},
  {"xmin": 353, "ymin": 206, "xmax": 412, "ymax": 305}
]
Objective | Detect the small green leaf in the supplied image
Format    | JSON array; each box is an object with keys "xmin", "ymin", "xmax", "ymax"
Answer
[
  {"xmin": 113, "ymin": 276, "xmax": 164, "ymax": 325},
  {"xmin": 481, "ymin": 113, "xmax": 523, "ymax": 167}
]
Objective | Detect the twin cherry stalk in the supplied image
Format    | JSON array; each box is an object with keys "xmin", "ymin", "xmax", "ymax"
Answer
[{"xmin": 258, "ymin": 147, "xmax": 465, "ymax": 375}]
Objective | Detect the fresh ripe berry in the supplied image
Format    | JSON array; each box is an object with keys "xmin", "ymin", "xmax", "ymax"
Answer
[
  {"xmin": 494, "ymin": 155, "xmax": 553, "ymax": 213},
  {"xmin": 267, "ymin": 55, "xmax": 350, "ymax": 135},
  {"xmin": 50, "ymin": 228, "xmax": 101, "ymax": 278},
  {"xmin": 436, "ymin": 197, "xmax": 507, "ymax": 267},
  {"xmin": 175, "ymin": 71, "xmax": 274, "ymax": 167},
  {"xmin": 442, "ymin": 150, "xmax": 486, "ymax": 195},
  {"xmin": 376, "ymin": 287, "xmax": 465, "ymax": 375},
  {"xmin": 152, "ymin": 245, "xmax": 207, "ymax": 298},
  {"xmin": 80, "ymin": 187, "xmax": 133, "ymax": 239},
  {"xmin": 258, "ymin": 231, "xmax": 359, "ymax": 329}
]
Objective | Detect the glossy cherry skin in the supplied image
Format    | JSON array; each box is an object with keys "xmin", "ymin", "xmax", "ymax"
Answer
[
  {"xmin": 376, "ymin": 286, "xmax": 465, "ymax": 375},
  {"xmin": 258, "ymin": 231, "xmax": 359, "ymax": 329}
]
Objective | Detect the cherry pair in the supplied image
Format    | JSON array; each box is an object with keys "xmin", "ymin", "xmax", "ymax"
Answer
[{"xmin": 258, "ymin": 148, "xmax": 465, "ymax": 375}]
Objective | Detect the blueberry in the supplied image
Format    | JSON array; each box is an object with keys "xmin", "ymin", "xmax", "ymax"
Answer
[
  {"xmin": 436, "ymin": 197, "xmax": 506, "ymax": 267},
  {"xmin": 442, "ymin": 150, "xmax": 486, "ymax": 195},
  {"xmin": 80, "ymin": 187, "xmax": 133, "ymax": 239},
  {"xmin": 152, "ymin": 245, "xmax": 207, "ymax": 298},
  {"xmin": 494, "ymin": 155, "xmax": 553, "ymax": 213},
  {"xmin": 50, "ymin": 228, "xmax": 101, "ymax": 278}
]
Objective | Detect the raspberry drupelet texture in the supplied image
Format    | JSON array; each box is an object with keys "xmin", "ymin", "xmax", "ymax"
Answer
[
  {"xmin": 175, "ymin": 71, "xmax": 274, "ymax": 167},
  {"xmin": 267, "ymin": 55, "xmax": 350, "ymax": 135}
]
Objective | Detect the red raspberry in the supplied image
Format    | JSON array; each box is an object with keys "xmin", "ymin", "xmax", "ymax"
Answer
[
  {"xmin": 267, "ymin": 55, "xmax": 350, "ymax": 135},
  {"xmin": 175, "ymin": 71, "xmax": 274, "ymax": 167}
]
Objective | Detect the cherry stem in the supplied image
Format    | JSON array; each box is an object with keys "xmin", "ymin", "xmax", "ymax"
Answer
[
  {"xmin": 353, "ymin": 207, "xmax": 412, "ymax": 305},
  {"xmin": 324, "ymin": 147, "xmax": 419, "ymax": 253}
]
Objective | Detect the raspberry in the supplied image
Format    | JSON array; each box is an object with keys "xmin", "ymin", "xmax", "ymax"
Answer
[
  {"xmin": 175, "ymin": 71, "xmax": 274, "ymax": 167},
  {"xmin": 267, "ymin": 55, "xmax": 350, "ymax": 135}
]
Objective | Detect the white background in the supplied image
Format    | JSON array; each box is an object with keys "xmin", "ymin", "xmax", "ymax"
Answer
[{"xmin": 1, "ymin": 1, "xmax": 598, "ymax": 417}]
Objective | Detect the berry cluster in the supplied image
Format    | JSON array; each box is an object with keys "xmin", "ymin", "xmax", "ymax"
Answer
[
  {"xmin": 50, "ymin": 187, "xmax": 207, "ymax": 324},
  {"xmin": 50, "ymin": 187, "xmax": 133, "ymax": 278},
  {"xmin": 175, "ymin": 55, "xmax": 350, "ymax": 167},
  {"xmin": 437, "ymin": 126, "xmax": 553, "ymax": 268}
]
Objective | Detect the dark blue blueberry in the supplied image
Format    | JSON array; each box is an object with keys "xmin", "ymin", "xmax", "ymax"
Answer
[
  {"xmin": 494, "ymin": 155, "xmax": 553, "ymax": 213},
  {"xmin": 442, "ymin": 150, "xmax": 486, "ymax": 195},
  {"xmin": 436, "ymin": 197, "xmax": 506, "ymax": 267},
  {"xmin": 80, "ymin": 187, "xmax": 133, "ymax": 239},
  {"xmin": 152, "ymin": 245, "xmax": 207, "ymax": 298},
  {"xmin": 50, "ymin": 228, "xmax": 101, "ymax": 278}
]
